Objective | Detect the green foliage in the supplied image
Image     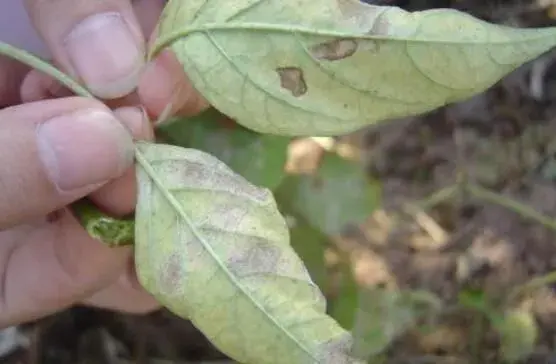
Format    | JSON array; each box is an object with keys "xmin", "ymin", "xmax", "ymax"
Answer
[
  {"xmin": 284, "ymin": 214, "xmax": 330, "ymax": 292},
  {"xmin": 458, "ymin": 288, "xmax": 539, "ymax": 362},
  {"xmin": 329, "ymin": 266, "xmax": 360, "ymax": 331},
  {"xmin": 152, "ymin": 0, "xmax": 556, "ymax": 136},
  {"xmin": 350, "ymin": 288, "xmax": 442, "ymax": 360},
  {"xmin": 496, "ymin": 309, "xmax": 538, "ymax": 363},
  {"xmin": 276, "ymin": 151, "xmax": 381, "ymax": 236},
  {"xmin": 158, "ymin": 107, "xmax": 291, "ymax": 190},
  {"xmin": 2, "ymin": 0, "xmax": 556, "ymax": 362}
]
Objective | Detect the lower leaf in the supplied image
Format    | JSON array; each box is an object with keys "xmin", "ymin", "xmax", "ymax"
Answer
[{"xmin": 133, "ymin": 142, "xmax": 363, "ymax": 364}]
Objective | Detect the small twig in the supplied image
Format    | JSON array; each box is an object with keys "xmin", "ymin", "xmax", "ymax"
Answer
[
  {"xmin": 506, "ymin": 270, "xmax": 556, "ymax": 305},
  {"xmin": 415, "ymin": 185, "xmax": 459, "ymax": 210},
  {"xmin": 310, "ymin": 137, "xmax": 336, "ymax": 151},
  {"xmin": 466, "ymin": 183, "xmax": 556, "ymax": 231},
  {"xmin": 0, "ymin": 42, "xmax": 93, "ymax": 98},
  {"xmin": 403, "ymin": 204, "xmax": 449, "ymax": 246}
]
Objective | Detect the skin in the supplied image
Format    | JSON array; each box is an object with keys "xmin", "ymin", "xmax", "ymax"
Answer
[{"xmin": 0, "ymin": 0, "xmax": 209, "ymax": 327}]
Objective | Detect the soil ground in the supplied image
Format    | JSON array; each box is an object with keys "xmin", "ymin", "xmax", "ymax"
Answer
[{"xmin": 4, "ymin": 0, "xmax": 556, "ymax": 363}]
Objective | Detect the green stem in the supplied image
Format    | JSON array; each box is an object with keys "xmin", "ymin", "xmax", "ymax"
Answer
[
  {"xmin": 415, "ymin": 185, "xmax": 459, "ymax": 210},
  {"xmin": 0, "ymin": 42, "xmax": 93, "ymax": 98},
  {"xmin": 466, "ymin": 183, "xmax": 556, "ymax": 231},
  {"xmin": 506, "ymin": 270, "xmax": 556, "ymax": 305},
  {"xmin": 0, "ymin": 41, "xmax": 135, "ymax": 245},
  {"xmin": 71, "ymin": 199, "xmax": 135, "ymax": 247}
]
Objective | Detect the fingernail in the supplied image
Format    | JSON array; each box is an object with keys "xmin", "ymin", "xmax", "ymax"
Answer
[
  {"xmin": 64, "ymin": 12, "xmax": 144, "ymax": 99},
  {"xmin": 139, "ymin": 50, "xmax": 209, "ymax": 123},
  {"xmin": 113, "ymin": 105, "xmax": 154, "ymax": 141},
  {"xmin": 37, "ymin": 109, "xmax": 135, "ymax": 192}
]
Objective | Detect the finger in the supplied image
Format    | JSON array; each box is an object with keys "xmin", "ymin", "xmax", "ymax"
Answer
[
  {"xmin": 20, "ymin": 68, "xmax": 73, "ymax": 103},
  {"xmin": 21, "ymin": 68, "xmax": 145, "ymax": 112},
  {"xmin": 81, "ymin": 256, "xmax": 160, "ymax": 314},
  {"xmin": 0, "ymin": 56, "xmax": 30, "ymax": 107},
  {"xmin": 0, "ymin": 97, "xmax": 135, "ymax": 229},
  {"xmin": 133, "ymin": 0, "xmax": 167, "ymax": 37},
  {"xmin": 20, "ymin": 0, "xmax": 166, "ymax": 105},
  {"xmin": 24, "ymin": 0, "xmax": 145, "ymax": 100},
  {"xmin": 0, "ymin": 209, "xmax": 132, "ymax": 327},
  {"xmin": 89, "ymin": 106, "xmax": 154, "ymax": 217},
  {"xmin": 138, "ymin": 49, "xmax": 209, "ymax": 123}
]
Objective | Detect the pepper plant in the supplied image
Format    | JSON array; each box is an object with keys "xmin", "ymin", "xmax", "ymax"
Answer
[{"xmin": 2, "ymin": 0, "xmax": 556, "ymax": 363}]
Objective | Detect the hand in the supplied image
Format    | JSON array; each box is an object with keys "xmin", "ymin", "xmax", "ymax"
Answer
[{"xmin": 0, "ymin": 0, "xmax": 208, "ymax": 328}]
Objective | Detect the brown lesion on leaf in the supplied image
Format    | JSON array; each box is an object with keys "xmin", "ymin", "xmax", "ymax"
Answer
[
  {"xmin": 336, "ymin": 0, "xmax": 398, "ymax": 36},
  {"xmin": 310, "ymin": 39, "xmax": 358, "ymax": 61},
  {"xmin": 276, "ymin": 67, "xmax": 307, "ymax": 97}
]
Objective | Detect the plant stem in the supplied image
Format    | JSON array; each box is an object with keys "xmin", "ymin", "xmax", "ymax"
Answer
[
  {"xmin": 466, "ymin": 183, "xmax": 556, "ymax": 231},
  {"xmin": 0, "ymin": 42, "xmax": 93, "ymax": 98},
  {"xmin": 71, "ymin": 199, "xmax": 135, "ymax": 247},
  {"xmin": 415, "ymin": 185, "xmax": 458, "ymax": 210},
  {"xmin": 507, "ymin": 270, "xmax": 556, "ymax": 305},
  {"xmin": 0, "ymin": 41, "xmax": 135, "ymax": 245}
]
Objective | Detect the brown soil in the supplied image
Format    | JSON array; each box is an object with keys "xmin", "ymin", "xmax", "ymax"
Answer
[{"xmin": 4, "ymin": 1, "xmax": 556, "ymax": 363}]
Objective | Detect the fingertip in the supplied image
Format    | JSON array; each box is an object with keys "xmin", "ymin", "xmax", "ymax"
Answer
[
  {"xmin": 20, "ymin": 69, "xmax": 73, "ymax": 103},
  {"xmin": 24, "ymin": 0, "xmax": 146, "ymax": 100},
  {"xmin": 81, "ymin": 256, "xmax": 160, "ymax": 314},
  {"xmin": 89, "ymin": 167, "xmax": 138, "ymax": 217},
  {"xmin": 138, "ymin": 49, "xmax": 209, "ymax": 123},
  {"xmin": 0, "ymin": 56, "xmax": 29, "ymax": 107},
  {"xmin": 113, "ymin": 105, "xmax": 154, "ymax": 141},
  {"xmin": 89, "ymin": 105, "xmax": 153, "ymax": 216}
]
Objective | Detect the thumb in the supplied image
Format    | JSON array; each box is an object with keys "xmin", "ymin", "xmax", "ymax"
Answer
[{"xmin": 0, "ymin": 97, "xmax": 135, "ymax": 229}]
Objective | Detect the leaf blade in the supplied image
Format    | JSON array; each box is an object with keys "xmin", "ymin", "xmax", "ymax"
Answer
[
  {"xmin": 133, "ymin": 142, "xmax": 362, "ymax": 364},
  {"xmin": 153, "ymin": 0, "xmax": 556, "ymax": 136}
]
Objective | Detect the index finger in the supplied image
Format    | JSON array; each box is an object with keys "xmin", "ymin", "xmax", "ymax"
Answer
[{"xmin": 24, "ymin": 0, "xmax": 145, "ymax": 100}]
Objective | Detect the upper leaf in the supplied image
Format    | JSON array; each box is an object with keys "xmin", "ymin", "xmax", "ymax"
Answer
[
  {"xmin": 158, "ymin": 107, "xmax": 290, "ymax": 190},
  {"xmin": 133, "ymin": 142, "xmax": 363, "ymax": 364},
  {"xmin": 152, "ymin": 0, "xmax": 556, "ymax": 136}
]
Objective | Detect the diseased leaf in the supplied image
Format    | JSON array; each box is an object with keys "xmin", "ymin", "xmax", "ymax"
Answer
[
  {"xmin": 276, "ymin": 151, "xmax": 380, "ymax": 236},
  {"xmin": 158, "ymin": 108, "xmax": 290, "ymax": 190},
  {"xmin": 152, "ymin": 0, "xmax": 556, "ymax": 136},
  {"xmin": 133, "ymin": 142, "xmax": 364, "ymax": 364}
]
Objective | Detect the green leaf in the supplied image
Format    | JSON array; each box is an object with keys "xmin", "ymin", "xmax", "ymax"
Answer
[
  {"xmin": 133, "ymin": 142, "xmax": 364, "ymax": 364},
  {"xmin": 496, "ymin": 309, "xmax": 538, "ymax": 363},
  {"xmin": 458, "ymin": 289, "xmax": 503, "ymax": 325},
  {"xmin": 350, "ymin": 288, "xmax": 442, "ymax": 360},
  {"xmin": 329, "ymin": 265, "xmax": 359, "ymax": 330},
  {"xmin": 276, "ymin": 151, "xmax": 380, "ymax": 236},
  {"xmin": 287, "ymin": 215, "xmax": 330, "ymax": 292},
  {"xmin": 152, "ymin": 0, "xmax": 556, "ymax": 136},
  {"xmin": 158, "ymin": 108, "xmax": 290, "ymax": 190}
]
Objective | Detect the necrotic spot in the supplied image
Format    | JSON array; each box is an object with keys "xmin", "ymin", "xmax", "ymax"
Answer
[
  {"xmin": 276, "ymin": 67, "xmax": 307, "ymax": 97},
  {"xmin": 310, "ymin": 38, "xmax": 358, "ymax": 61}
]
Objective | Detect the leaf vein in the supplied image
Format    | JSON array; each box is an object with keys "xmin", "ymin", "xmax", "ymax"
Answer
[{"xmin": 135, "ymin": 146, "xmax": 318, "ymax": 361}]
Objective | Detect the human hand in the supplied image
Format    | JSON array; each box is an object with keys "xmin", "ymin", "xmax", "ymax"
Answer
[{"xmin": 0, "ymin": 0, "xmax": 209, "ymax": 327}]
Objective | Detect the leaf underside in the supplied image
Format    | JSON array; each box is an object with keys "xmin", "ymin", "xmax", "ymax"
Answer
[
  {"xmin": 153, "ymin": 0, "xmax": 556, "ymax": 136},
  {"xmin": 133, "ymin": 142, "xmax": 363, "ymax": 364}
]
